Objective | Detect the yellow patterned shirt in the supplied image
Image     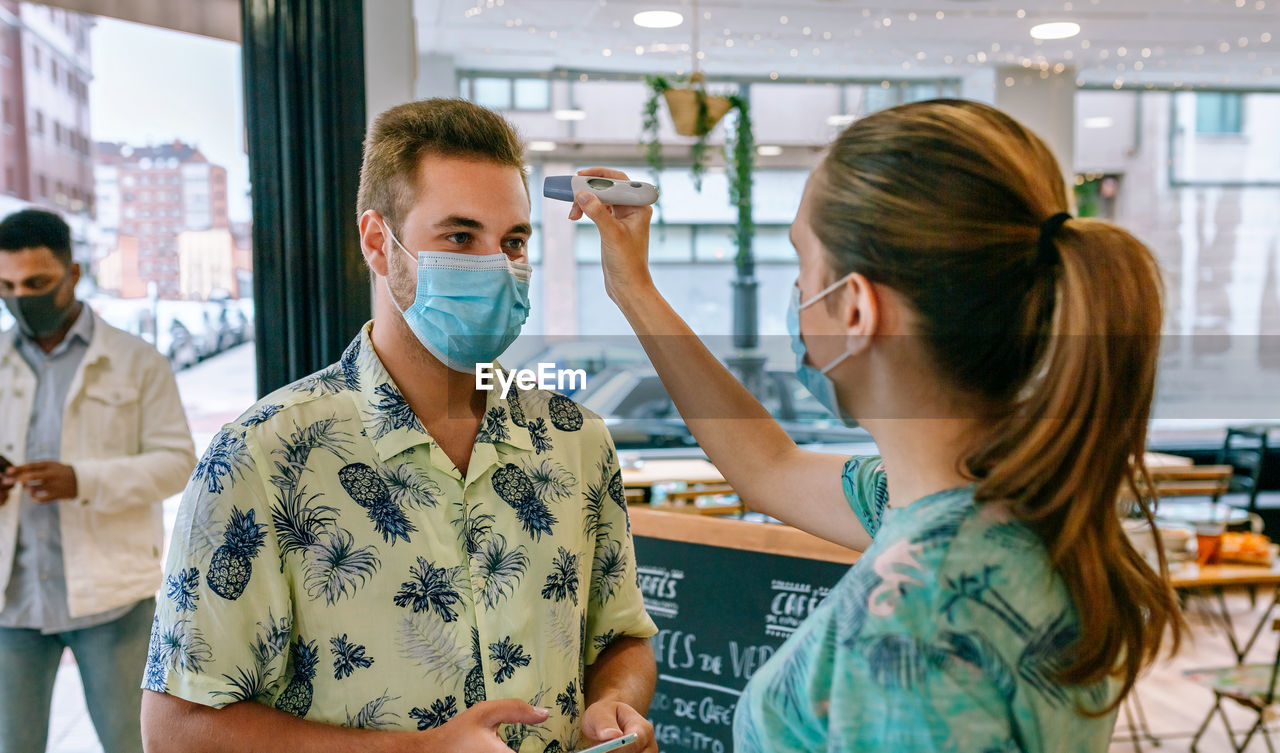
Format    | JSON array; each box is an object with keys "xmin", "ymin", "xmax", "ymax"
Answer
[{"xmin": 146, "ymin": 323, "xmax": 657, "ymax": 752}]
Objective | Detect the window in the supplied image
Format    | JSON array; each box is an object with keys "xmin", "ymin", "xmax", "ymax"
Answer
[
  {"xmin": 37, "ymin": 174, "xmax": 47, "ymax": 196},
  {"xmin": 471, "ymin": 77, "xmax": 511, "ymax": 109},
  {"xmin": 465, "ymin": 75, "xmax": 551, "ymax": 111},
  {"xmin": 2, "ymin": 98, "xmax": 10, "ymax": 125},
  {"xmin": 1195, "ymin": 92, "xmax": 1243, "ymax": 134},
  {"xmin": 4, "ymin": 167, "xmax": 14, "ymax": 193},
  {"xmin": 51, "ymin": 59, "xmax": 58, "ymax": 85},
  {"xmin": 32, "ymin": 46, "xmax": 40, "ymax": 71},
  {"xmin": 54, "ymin": 121, "xmax": 62, "ymax": 144},
  {"xmin": 33, "ymin": 110, "xmax": 43, "ymax": 133}
]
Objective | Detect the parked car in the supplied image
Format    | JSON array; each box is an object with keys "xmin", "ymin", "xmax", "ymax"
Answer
[{"xmin": 576, "ymin": 365, "xmax": 873, "ymax": 450}]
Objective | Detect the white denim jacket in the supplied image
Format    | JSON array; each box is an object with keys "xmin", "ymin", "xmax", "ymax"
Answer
[{"xmin": 0, "ymin": 311, "xmax": 197, "ymax": 618}]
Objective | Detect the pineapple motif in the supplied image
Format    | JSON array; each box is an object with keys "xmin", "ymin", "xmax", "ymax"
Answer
[
  {"xmin": 607, "ymin": 469, "xmax": 626, "ymax": 510},
  {"xmin": 546, "ymin": 394, "xmax": 583, "ymax": 432},
  {"xmin": 338, "ymin": 462, "xmax": 417, "ymax": 544},
  {"xmin": 506, "ymin": 386, "xmax": 528, "ymax": 427},
  {"xmin": 275, "ymin": 639, "xmax": 319, "ymax": 717},
  {"xmin": 464, "ymin": 628, "xmax": 487, "ymax": 708},
  {"xmin": 206, "ymin": 508, "xmax": 267, "ymax": 600},
  {"xmin": 491, "ymin": 463, "xmax": 556, "ymax": 540}
]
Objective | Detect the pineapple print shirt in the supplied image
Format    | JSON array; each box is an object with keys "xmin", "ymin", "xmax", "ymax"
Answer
[
  {"xmin": 145, "ymin": 324, "xmax": 657, "ymax": 753},
  {"xmin": 734, "ymin": 457, "xmax": 1119, "ymax": 752}
]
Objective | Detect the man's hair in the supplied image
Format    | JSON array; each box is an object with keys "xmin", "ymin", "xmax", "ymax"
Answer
[
  {"xmin": 357, "ymin": 98, "xmax": 526, "ymax": 232},
  {"xmin": 0, "ymin": 209, "xmax": 73, "ymax": 266}
]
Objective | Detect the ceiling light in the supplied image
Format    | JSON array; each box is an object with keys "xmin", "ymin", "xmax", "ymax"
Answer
[
  {"xmin": 826, "ymin": 114, "xmax": 856, "ymax": 127},
  {"xmin": 757, "ymin": 145, "xmax": 783, "ymax": 156},
  {"xmin": 527, "ymin": 141, "xmax": 557, "ymax": 152},
  {"xmin": 633, "ymin": 10, "xmax": 683, "ymax": 29},
  {"xmin": 554, "ymin": 109, "xmax": 586, "ymax": 121},
  {"xmin": 1083, "ymin": 116, "xmax": 1114, "ymax": 129},
  {"xmin": 1030, "ymin": 22, "xmax": 1081, "ymax": 40}
]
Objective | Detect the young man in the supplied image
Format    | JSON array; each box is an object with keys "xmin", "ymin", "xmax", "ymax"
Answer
[
  {"xmin": 0, "ymin": 208, "xmax": 197, "ymax": 753},
  {"xmin": 141, "ymin": 99, "xmax": 658, "ymax": 753}
]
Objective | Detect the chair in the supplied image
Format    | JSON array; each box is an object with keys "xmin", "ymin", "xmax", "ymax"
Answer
[
  {"xmin": 1217, "ymin": 425, "xmax": 1277, "ymax": 513},
  {"xmin": 1148, "ymin": 464, "xmax": 1235, "ymax": 499},
  {"xmin": 1187, "ymin": 618, "xmax": 1280, "ymax": 752}
]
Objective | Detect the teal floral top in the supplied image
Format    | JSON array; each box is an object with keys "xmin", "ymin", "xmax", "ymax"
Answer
[{"xmin": 734, "ymin": 457, "xmax": 1117, "ymax": 752}]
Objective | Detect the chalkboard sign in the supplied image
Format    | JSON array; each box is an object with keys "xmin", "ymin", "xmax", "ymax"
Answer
[{"xmin": 633, "ymin": 535, "xmax": 852, "ymax": 753}]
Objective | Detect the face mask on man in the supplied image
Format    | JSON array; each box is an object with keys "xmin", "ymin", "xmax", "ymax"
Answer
[
  {"xmin": 383, "ymin": 222, "xmax": 531, "ymax": 373},
  {"xmin": 2, "ymin": 273, "xmax": 75, "ymax": 339}
]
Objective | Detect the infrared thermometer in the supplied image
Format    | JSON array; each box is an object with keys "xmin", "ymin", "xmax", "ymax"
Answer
[
  {"xmin": 544, "ymin": 176, "xmax": 659, "ymax": 206},
  {"xmin": 573, "ymin": 733, "xmax": 639, "ymax": 753}
]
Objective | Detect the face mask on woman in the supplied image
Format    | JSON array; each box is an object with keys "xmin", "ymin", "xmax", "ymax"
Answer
[
  {"xmin": 383, "ymin": 223, "xmax": 531, "ymax": 373},
  {"xmin": 786, "ymin": 273, "xmax": 856, "ymax": 422}
]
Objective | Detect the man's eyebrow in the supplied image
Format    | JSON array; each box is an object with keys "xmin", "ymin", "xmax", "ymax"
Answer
[
  {"xmin": 434, "ymin": 216, "xmax": 484, "ymax": 230},
  {"xmin": 509, "ymin": 223, "xmax": 533, "ymax": 236}
]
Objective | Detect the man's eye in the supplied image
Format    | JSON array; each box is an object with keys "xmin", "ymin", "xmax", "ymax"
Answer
[
  {"xmin": 446, "ymin": 233, "xmax": 471, "ymax": 245},
  {"xmin": 505, "ymin": 238, "xmax": 528, "ymax": 251}
]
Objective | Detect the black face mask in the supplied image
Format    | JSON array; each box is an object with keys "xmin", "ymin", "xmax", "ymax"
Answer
[{"xmin": 2, "ymin": 275, "xmax": 74, "ymax": 339}]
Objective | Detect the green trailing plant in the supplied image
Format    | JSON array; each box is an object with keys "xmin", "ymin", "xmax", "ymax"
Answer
[{"xmin": 724, "ymin": 92, "xmax": 755, "ymax": 271}]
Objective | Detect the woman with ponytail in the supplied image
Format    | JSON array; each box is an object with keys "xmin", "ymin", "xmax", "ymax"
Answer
[{"xmin": 571, "ymin": 98, "xmax": 1183, "ymax": 751}]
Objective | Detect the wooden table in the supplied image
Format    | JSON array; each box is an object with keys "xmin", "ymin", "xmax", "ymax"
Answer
[
  {"xmin": 619, "ymin": 458, "xmax": 725, "ymax": 489},
  {"xmin": 1170, "ymin": 561, "xmax": 1280, "ymax": 664}
]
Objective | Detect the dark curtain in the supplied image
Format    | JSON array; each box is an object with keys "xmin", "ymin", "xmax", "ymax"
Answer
[{"xmin": 241, "ymin": 0, "xmax": 370, "ymax": 395}]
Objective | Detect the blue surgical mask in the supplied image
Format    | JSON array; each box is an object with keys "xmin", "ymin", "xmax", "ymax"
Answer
[
  {"xmin": 385, "ymin": 223, "xmax": 531, "ymax": 373},
  {"xmin": 787, "ymin": 274, "xmax": 856, "ymax": 421}
]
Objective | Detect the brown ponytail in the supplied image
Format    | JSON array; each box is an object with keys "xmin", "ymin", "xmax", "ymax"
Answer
[{"xmin": 811, "ymin": 99, "xmax": 1183, "ymax": 711}]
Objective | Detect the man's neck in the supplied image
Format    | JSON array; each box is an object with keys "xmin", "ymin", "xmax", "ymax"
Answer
[
  {"xmin": 368, "ymin": 314, "xmax": 485, "ymax": 425},
  {"xmin": 32, "ymin": 301, "xmax": 83, "ymax": 355}
]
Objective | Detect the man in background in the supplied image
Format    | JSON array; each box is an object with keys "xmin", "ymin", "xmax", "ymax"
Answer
[{"xmin": 0, "ymin": 208, "xmax": 197, "ymax": 753}]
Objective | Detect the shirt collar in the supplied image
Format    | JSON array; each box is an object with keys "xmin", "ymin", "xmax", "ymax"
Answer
[{"xmin": 343, "ymin": 323, "xmax": 533, "ymax": 464}]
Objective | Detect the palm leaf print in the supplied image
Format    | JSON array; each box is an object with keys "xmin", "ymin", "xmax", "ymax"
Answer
[
  {"xmin": 379, "ymin": 463, "xmax": 440, "ymax": 508},
  {"xmin": 477, "ymin": 534, "xmax": 530, "ymax": 610},
  {"xmin": 547, "ymin": 600, "xmax": 580, "ymax": 660},
  {"xmin": 592, "ymin": 630, "xmax": 619, "ymax": 652},
  {"xmin": 527, "ymin": 417, "xmax": 554, "ymax": 454},
  {"xmin": 367, "ymin": 383, "xmax": 424, "ymax": 440},
  {"xmin": 452, "ymin": 501, "xmax": 495, "ymax": 557},
  {"xmin": 165, "ymin": 567, "xmax": 200, "ymax": 613},
  {"xmin": 394, "ymin": 557, "xmax": 465, "ymax": 622},
  {"xmin": 1017, "ymin": 609, "xmax": 1078, "ymax": 707},
  {"xmin": 153, "ymin": 619, "xmax": 213, "ymax": 676},
  {"xmin": 292, "ymin": 365, "xmax": 346, "ymax": 396},
  {"xmin": 271, "ymin": 417, "xmax": 354, "ymax": 479},
  {"xmin": 191, "ymin": 429, "xmax": 250, "ymax": 494},
  {"xmin": 590, "ymin": 538, "xmax": 627, "ymax": 606},
  {"xmin": 766, "ymin": 627, "xmax": 824, "ymax": 720},
  {"xmin": 504, "ymin": 686, "xmax": 551, "ymax": 748},
  {"xmin": 475, "ymin": 406, "xmax": 511, "ymax": 444},
  {"xmin": 397, "ymin": 614, "xmax": 471, "ymax": 685},
  {"xmin": 340, "ymin": 339, "xmax": 362, "ymax": 390},
  {"xmin": 488, "ymin": 636, "xmax": 532, "ymax": 684},
  {"xmin": 271, "ymin": 484, "xmax": 338, "ymax": 561},
  {"xmin": 304, "ymin": 529, "xmax": 381, "ymax": 605},
  {"xmin": 409, "ymin": 696, "xmax": 458, "ymax": 730},
  {"xmin": 541, "ymin": 547, "xmax": 580, "ymax": 605},
  {"xmin": 522, "ymin": 459, "xmax": 577, "ymax": 502},
  {"xmin": 938, "ymin": 630, "xmax": 1018, "ymax": 702},
  {"xmin": 212, "ymin": 664, "xmax": 271, "ymax": 703},
  {"xmin": 859, "ymin": 634, "xmax": 947, "ymax": 690},
  {"xmin": 330, "ymin": 634, "xmax": 375, "ymax": 680},
  {"xmin": 240, "ymin": 403, "xmax": 284, "ymax": 427},
  {"xmin": 346, "ymin": 692, "xmax": 401, "ymax": 729},
  {"xmin": 251, "ymin": 611, "xmax": 292, "ymax": 669},
  {"xmin": 582, "ymin": 477, "xmax": 612, "ymax": 539},
  {"xmin": 556, "ymin": 680, "xmax": 580, "ymax": 721},
  {"xmin": 143, "ymin": 616, "xmax": 168, "ymax": 693}
]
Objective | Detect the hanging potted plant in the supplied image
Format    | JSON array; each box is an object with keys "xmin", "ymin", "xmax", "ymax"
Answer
[{"xmin": 641, "ymin": 72, "xmax": 735, "ymax": 192}]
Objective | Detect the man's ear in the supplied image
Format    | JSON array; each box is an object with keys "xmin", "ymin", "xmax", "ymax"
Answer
[
  {"xmin": 841, "ymin": 272, "xmax": 879, "ymax": 356},
  {"xmin": 70, "ymin": 262, "xmax": 82, "ymax": 287},
  {"xmin": 359, "ymin": 211, "xmax": 390, "ymax": 277}
]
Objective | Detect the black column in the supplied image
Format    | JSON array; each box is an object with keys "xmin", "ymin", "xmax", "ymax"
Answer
[{"xmin": 241, "ymin": 0, "xmax": 370, "ymax": 396}]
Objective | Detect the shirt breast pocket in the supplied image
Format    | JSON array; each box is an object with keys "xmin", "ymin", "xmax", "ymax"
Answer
[{"xmin": 81, "ymin": 383, "xmax": 142, "ymax": 455}]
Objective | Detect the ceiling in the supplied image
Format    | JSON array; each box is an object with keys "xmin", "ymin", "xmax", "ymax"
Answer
[{"xmin": 415, "ymin": 0, "xmax": 1280, "ymax": 88}]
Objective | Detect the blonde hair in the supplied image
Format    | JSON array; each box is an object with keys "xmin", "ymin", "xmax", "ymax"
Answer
[
  {"xmin": 811, "ymin": 99, "xmax": 1182, "ymax": 711},
  {"xmin": 357, "ymin": 98, "xmax": 526, "ymax": 232}
]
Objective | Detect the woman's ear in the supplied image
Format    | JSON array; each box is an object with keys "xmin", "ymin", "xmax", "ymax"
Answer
[{"xmin": 841, "ymin": 272, "xmax": 879, "ymax": 356}]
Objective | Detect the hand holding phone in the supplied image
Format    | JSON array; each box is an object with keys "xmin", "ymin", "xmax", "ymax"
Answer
[{"xmin": 574, "ymin": 733, "xmax": 638, "ymax": 753}]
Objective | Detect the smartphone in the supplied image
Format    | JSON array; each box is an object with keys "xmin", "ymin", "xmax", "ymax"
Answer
[{"xmin": 574, "ymin": 734, "xmax": 638, "ymax": 753}]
